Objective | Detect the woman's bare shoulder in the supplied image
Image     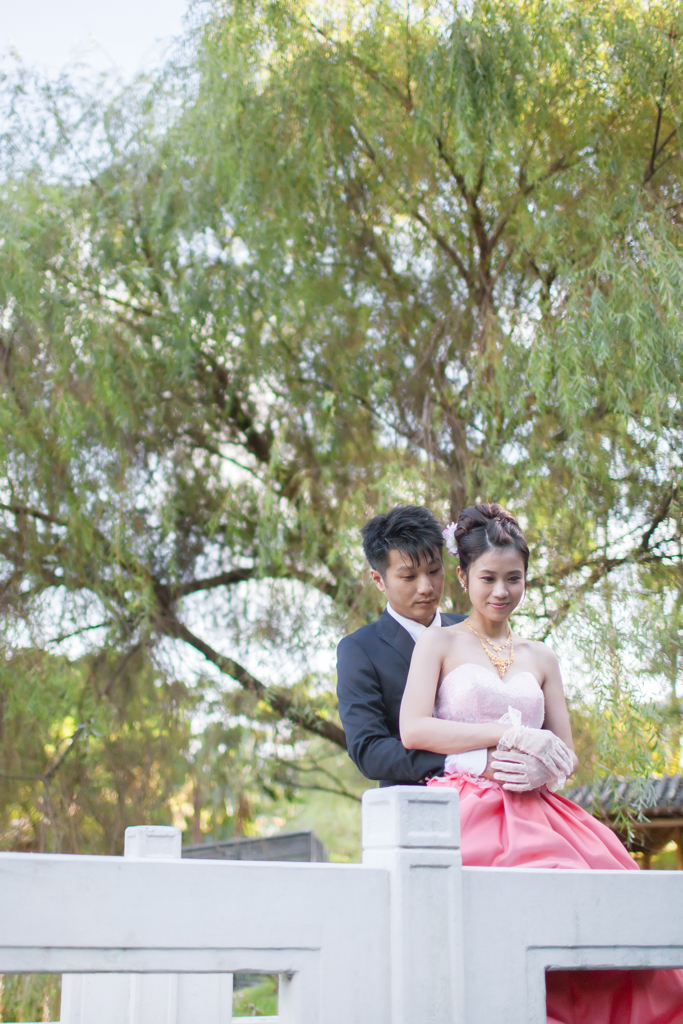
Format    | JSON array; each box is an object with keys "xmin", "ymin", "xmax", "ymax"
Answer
[
  {"xmin": 415, "ymin": 624, "xmax": 469, "ymax": 663},
  {"xmin": 414, "ymin": 624, "xmax": 454, "ymax": 649},
  {"xmin": 519, "ymin": 637, "xmax": 561, "ymax": 678}
]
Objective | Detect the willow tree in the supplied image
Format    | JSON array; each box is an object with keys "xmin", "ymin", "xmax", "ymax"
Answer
[{"xmin": 1, "ymin": 0, "xmax": 683, "ymax": 839}]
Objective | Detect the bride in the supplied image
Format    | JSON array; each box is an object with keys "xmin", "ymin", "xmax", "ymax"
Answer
[{"xmin": 399, "ymin": 503, "xmax": 683, "ymax": 1024}]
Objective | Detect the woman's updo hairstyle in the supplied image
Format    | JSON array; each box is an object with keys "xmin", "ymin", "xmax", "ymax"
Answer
[{"xmin": 454, "ymin": 503, "xmax": 529, "ymax": 576}]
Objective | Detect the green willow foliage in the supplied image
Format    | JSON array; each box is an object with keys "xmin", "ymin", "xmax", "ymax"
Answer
[
  {"xmin": 1, "ymin": 0, "xmax": 683, "ymax": 848},
  {"xmin": 0, "ymin": 972, "xmax": 61, "ymax": 1022},
  {"xmin": 0, "ymin": 645, "xmax": 281, "ymax": 852}
]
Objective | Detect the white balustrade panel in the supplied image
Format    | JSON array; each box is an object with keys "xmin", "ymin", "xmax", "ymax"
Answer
[
  {"xmin": 2, "ymin": 788, "xmax": 683, "ymax": 1024},
  {"xmin": 60, "ymin": 826, "xmax": 235, "ymax": 1024},
  {"xmin": 0, "ymin": 830, "xmax": 390, "ymax": 1024},
  {"xmin": 461, "ymin": 864, "xmax": 683, "ymax": 1024}
]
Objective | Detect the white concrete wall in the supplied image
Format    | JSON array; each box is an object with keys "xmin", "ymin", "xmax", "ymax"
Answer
[
  {"xmin": 362, "ymin": 787, "xmax": 464, "ymax": 1024},
  {"xmin": 462, "ymin": 865, "xmax": 683, "ymax": 1024},
  {"xmin": 0, "ymin": 848, "xmax": 390, "ymax": 1024},
  {"xmin": 60, "ymin": 826, "xmax": 235, "ymax": 1024},
  {"xmin": 2, "ymin": 789, "xmax": 683, "ymax": 1024}
]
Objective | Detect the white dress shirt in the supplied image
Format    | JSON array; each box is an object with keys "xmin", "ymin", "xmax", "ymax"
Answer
[
  {"xmin": 386, "ymin": 602, "xmax": 441, "ymax": 641},
  {"xmin": 387, "ymin": 602, "xmax": 487, "ymax": 777}
]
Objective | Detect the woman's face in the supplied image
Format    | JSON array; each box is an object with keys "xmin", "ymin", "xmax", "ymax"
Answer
[{"xmin": 457, "ymin": 546, "xmax": 525, "ymax": 621}]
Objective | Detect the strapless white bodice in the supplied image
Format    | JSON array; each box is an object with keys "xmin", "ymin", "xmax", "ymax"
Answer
[{"xmin": 433, "ymin": 663, "xmax": 544, "ymax": 728}]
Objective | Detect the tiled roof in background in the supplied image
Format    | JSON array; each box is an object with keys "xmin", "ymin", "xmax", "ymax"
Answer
[{"xmin": 565, "ymin": 775, "xmax": 683, "ymax": 818}]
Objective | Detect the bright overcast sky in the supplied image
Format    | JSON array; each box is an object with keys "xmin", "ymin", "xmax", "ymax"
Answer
[{"xmin": 0, "ymin": 0, "xmax": 191, "ymax": 80}]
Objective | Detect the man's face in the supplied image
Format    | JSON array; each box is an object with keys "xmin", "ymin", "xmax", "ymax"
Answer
[{"xmin": 370, "ymin": 548, "xmax": 445, "ymax": 626}]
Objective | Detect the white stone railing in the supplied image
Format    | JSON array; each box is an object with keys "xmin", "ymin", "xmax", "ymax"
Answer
[{"xmin": 2, "ymin": 786, "xmax": 683, "ymax": 1023}]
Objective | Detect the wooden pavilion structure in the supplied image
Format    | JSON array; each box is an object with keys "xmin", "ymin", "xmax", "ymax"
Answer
[
  {"xmin": 566, "ymin": 775, "xmax": 683, "ymax": 869},
  {"xmin": 182, "ymin": 828, "xmax": 328, "ymax": 863}
]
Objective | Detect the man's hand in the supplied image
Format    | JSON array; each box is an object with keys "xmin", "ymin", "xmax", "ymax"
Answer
[{"xmin": 481, "ymin": 748, "xmax": 500, "ymax": 781}]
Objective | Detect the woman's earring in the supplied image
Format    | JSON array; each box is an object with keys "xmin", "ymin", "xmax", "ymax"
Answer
[{"xmin": 460, "ymin": 579, "xmax": 467, "ymax": 592}]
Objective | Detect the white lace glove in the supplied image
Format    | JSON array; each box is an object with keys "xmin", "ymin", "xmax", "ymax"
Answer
[
  {"xmin": 549, "ymin": 747, "xmax": 578, "ymax": 792},
  {"xmin": 491, "ymin": 749, "xmax": 568, "ymax": 792},
  {"xmin": 498, "ymin": 720, "xmax": 575, "ymax": 779}
]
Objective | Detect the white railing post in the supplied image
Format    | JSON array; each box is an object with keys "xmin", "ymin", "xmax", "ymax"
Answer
[
  {"xmin": 60, "ymin": 826, "xmax": 233, "ymax": 1024},
  {"xmin": 362, "ymin": 786, "xmax": 464, "ymax": 1024}
]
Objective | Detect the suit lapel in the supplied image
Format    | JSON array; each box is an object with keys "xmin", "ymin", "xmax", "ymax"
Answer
[{"xmin": 376, "ymin": 609, "xmax": 415, "ymax": 667}]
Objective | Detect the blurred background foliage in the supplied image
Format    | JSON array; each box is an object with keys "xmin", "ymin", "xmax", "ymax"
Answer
[
  {"xmin": 0, "ymin": 973, "xmax": 61, "ymax": 1023},
  {"xmin": 1, "ymin": 0, "xmax": 683, "ymax": 859}
]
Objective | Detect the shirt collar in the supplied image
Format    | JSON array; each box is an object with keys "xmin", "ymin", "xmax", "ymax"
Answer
[{"xmin": 386, "ymin": 603, "xmax": 441, "ymax": 643}]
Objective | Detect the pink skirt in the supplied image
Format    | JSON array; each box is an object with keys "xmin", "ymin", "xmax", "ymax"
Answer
[{"xmin": 428, "ymin": 772, "xmax": 683, "ymax": 1023}]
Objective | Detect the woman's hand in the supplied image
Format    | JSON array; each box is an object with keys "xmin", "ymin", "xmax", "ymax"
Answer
[
  {"xmin": 498, "ymin": 723, "xmax": 575, "ymax": 777},
  {"xmin": 491, "ymin": 749, "xmax": 571, "ymax": 792}
]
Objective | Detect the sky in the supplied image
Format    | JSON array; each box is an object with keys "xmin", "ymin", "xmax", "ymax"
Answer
[{"xmin": 0, "ymin": 0, "xmax": 191, "ymax": 81}]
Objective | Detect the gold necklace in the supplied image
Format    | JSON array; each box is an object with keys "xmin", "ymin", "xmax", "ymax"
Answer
[{"xmin": 466, "ymin": 621, "xmax": 514, "ymax": 679}]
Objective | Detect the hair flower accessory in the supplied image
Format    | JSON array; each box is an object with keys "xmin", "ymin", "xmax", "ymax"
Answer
[{"xmin": 442, "ymin": 521, "xmax": 457, "ymax": 556}]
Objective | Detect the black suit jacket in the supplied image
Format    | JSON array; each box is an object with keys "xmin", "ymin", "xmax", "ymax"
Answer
[{"xmin": 336, "ymin": 609, "xmax": 465, "ymax": 787}]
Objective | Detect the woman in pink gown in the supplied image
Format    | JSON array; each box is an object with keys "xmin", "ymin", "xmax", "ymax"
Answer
[{"xmin": 399, "ymin": 503, "xmax": 683, "ymax": 1024}]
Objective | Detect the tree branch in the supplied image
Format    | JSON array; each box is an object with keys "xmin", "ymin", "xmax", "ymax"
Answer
[
  {"xmin": 526, "ymin": 493, "xmax": 680, "ymax": 637},
  {"xmin": 307, "ymin": 19, "xmax": 413, "ymax": 112},
  {"xmin": 175, "ymin": 569, "xmax": 257, "ymax": 597},
  {"xmin": 433, "ymin": 135, "xmax": 469, "ymax": 203},
  {"xmin": 43, "ymin": 723, "xmax": 88, "ymax": 782},
  {"xmin": 645, "ymin": 74, "xmax": 667, "ymax": 185},
  {"xmin": 639, "ymin": 486, "xmax": 677, "ymax": 552},
  {"xmin": 406, "ymin": 205, "xmax": 472, "ymax": 285},
  {"xmin": 164, "ymin": 616, "xmax": 347, "ymax": 748},
  {"xmin": 644, "ymin": 73, "xmax": 677, "ymax": 185},
  {"xmin": 58, "ymin": 273, "xmax": 155, "ymax": 317},
  {"xmin": 1, "ymin": 724, "xmax": 94, "ymax": 786},
  {"xmin": 278, "ymin": 758, "xmax": 362, "ymax": 802},
  {"xmin": 0, "ymin": 503, "xmax": 66, "ymax": 527},
  {"xmin": 99, "ymin": 644, "xmax": 144, "ymax": 699},
  {"xmin": 489, "ymin": 154, "xmax": 570, "ymax": 251}
]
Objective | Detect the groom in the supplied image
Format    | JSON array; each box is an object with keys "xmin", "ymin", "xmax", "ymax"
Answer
[{"xmin": 336, "ymin": 504, "xmax": 467, "ymax": 787}]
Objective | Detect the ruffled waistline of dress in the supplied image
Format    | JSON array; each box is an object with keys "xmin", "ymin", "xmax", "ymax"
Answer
[{"xmin": 429, "ymin": 769, "xmax": 498, "ymax": 791}]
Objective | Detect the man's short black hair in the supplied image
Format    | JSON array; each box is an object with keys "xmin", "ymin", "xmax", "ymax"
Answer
[{"xmin": 361, "ymin": 505, "xmax": 444, "ymax": 577}]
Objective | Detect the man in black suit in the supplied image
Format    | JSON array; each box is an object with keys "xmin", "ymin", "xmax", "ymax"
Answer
[{"xmin": 336, "ymin": 505, "xmax": 467, "ymax": 787}]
